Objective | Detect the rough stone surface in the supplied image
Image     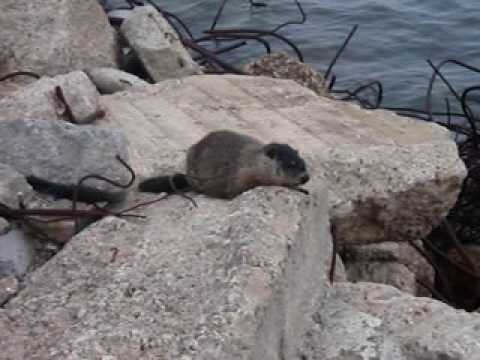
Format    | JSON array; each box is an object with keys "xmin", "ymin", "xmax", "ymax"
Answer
[
  {"xmin": 0, "ymin": 185, "xmax": 332, "ymax": 359},
  {"xmin": 85, "ymin": 67, "xmax": 150, "ymax": 94},
  {"xmin": 346, "ymin": 261, "xmax": 417, "ymax": 294},
  {"xmin": 0, "ymin": 275, "xmax": 19, "ymax": 305},
  {"xmin": 0, "ymin": 229, "xmax": 35, "ymax": 277},
  {"xmin": 0, "ymin": 119, "xmax": 129, "ymax": 192},
  {"xmin": 0, "ymin": 71, "xmax": 102, "ymax": 124},
  {"xmin": 0, "ymin": 0, "xmax": 119, "ymax": 77},
  {"xmin": 299, "ymin": 282, "xmax": 480, "ymax": 359},
  {"xmin": 342, "ymin": 240, "xmax": 434, "ymax": 295},
  {"xmin": 100, "ymin": 74, "xmax": 465, "ymax": 246},
  {"xmin": 244, "ymin": 52, "xmax": 330, "ymax": 97},
  {"xmin": 0, "ymin": 163, "xmax": 36, "ymax": 209},
  {"xmin": 121, "ymin": 6, "xmax": 202, "ymax": 82},
  {"xmin": 0, "ymin": 218, "xmax": 9, "ymax": 235}
]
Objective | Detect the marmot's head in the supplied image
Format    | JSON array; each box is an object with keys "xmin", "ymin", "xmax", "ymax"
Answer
[{"xmin": 263, "ymin": 143, "xmax": 310, "ymax": 186}]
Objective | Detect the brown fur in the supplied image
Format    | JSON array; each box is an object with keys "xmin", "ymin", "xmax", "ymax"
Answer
[
  {"xmin": 139, "ymin": 130, "xmax": 309, "ymax": 199},
  {"xmin": 185, "ymin": 130, "xmax": 306, "ymax": 199}
]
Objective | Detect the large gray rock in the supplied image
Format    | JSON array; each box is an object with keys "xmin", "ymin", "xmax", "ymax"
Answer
[
  {"xmin": 0, "ymin": 119, "xmax": 129, "ymax": 192},
  {"xmin": 99, "ymin": 74, "xmax": 465, "ymax": 246},
  {"xmin": 0, "ymin": 184, "xmax": 332, "ymax": 359},
  {"xmin": 299, "ymin": 282, "xmax": 480, "ymax": 359},
  {"xmin": 120, "ymin": 6, "xmax": 202, "ymax": 82},
  {"xmin": 0, "ymin": 0, "xmax": 119, "ymax": 77},
  {"xmin": 0, "ymin": 71, "xmax": 102, "ymax": 124},
  {"xmin": 85, "ymin": 67, "xmax": 150, "ymax": 94}
]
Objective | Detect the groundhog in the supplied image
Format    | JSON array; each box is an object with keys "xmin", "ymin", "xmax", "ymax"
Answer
[
  {"xmin": 138, "ymin": 130, "xmax": 310, "ymax": 199},
  {"xmin": 25, "ymin": 130, "xmax": 310, "ymax": 203}
]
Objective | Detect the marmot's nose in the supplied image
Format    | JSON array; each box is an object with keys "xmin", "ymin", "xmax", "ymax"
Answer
[{"xmin": 300, "ymin": 174, "xmax": 310, "ymax": 184}]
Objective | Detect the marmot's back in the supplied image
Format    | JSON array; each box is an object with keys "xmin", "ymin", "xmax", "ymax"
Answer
[
  {"xmin": 186, "ymin": 130, "xmax": 262, "ymax": 198},
  {"xmin": 139, "ymin": 129, "xmax": 310, "ymax": 199}
]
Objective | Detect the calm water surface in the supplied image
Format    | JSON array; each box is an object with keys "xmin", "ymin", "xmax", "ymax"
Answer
[{"xmin": 105, "ymin": 0, "xmax": 480, "ymax": 111}]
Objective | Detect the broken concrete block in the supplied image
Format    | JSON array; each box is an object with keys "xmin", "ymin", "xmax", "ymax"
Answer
[
  {"xmin": 0, "ymin": 184, "xmax": 332, "ymax": 359},
  {"xmin": 100, "ymin": 74, "xmax": 465, "ymax": 246},
  {"xmin": 0, "ymin": 71, "xmax": 102, "ymax": 124},
  {"xmin": 0, "ymin": 119, "xmax": 129, "ymax": 193},
  {"xmin": 299, "ymin": 282, "xmax": 480, "ymax": 360},
  {"xmin": 342, "ymin": 240, "xmax": 434, "ymax": 295},
  {"xmin": 120, "ymin": 5, "xmax": 202, "ymax": 82}
]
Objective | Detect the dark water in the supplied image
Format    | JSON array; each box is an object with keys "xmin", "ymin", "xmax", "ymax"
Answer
[{"xmin": 105, "ymin": 0, "xmax": 480, "ymax": 111}]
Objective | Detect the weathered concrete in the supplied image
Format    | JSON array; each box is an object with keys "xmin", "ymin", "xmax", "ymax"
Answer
[
  {"xmin": 121, "ymin": 6, "xmax": 202, "ymax": 82},
  {"xmin": 0, "ymin": 0, "xmax": 119, "ymax": 77},
  {"xmin": 0, "ymin": 119, "xmax": 129, "ymax": 192},
  {"xmin": 0, "ymin": 275, "xmax": 19, "ymax": 306},
  {"xmin": 100, "ymin": 74, "xmax": 465, "ymax": 246},
  {"xmin": 0, "ymin": 163, "xmax": 36, "ymax": 209},
  {"xmin": 85, "ymin": 67, "xmax": 150, "ymax": 94},
  {"xmin": 0, "ymin": 229, "xmax": 35, "ymax": 278},
  {"xmin": 0, "ymin": 185, "xmax": 332, "ymax": 359},
  {"xmin": 342, "ymin": 240, "xmax": 434, "ymax": 295},
  {"xmin": 0, "ymin": 71, "xmax": 102, "ymax": 124},
  {"xmin": 346, "ymin": 261, "xmax": 417, "ymax": 294},
  {"xmin": 299, "ymin": 282, "xmax": 480, "ymax": 359},
  {"xmin": 244, "ymin": 52, "xmax": 330, "ymax": 97}
]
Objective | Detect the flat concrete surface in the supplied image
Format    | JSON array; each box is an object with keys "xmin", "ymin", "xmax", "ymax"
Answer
[{"xmin": 100, "ymin": 74, "xmax": 465, "ymax": 245}]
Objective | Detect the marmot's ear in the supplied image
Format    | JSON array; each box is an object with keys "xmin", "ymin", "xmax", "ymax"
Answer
[{"xmin": 264, "ymin": 143, "xmax": 279, "ymax": 159}]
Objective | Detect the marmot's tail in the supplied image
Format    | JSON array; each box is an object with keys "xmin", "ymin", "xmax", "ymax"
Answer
[
  {"xmin": 138, "ymin": 173, "xmax": 191, "ymax": 194},
  {"xmin": 26, "ymin": 176, "xmax": 127, "ymax": 204}
]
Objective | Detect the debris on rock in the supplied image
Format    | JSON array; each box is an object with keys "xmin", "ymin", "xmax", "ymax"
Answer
[
  {"xmin": 0, "ymin": 119, "xmax": 129, "ymax": 193},
  {"xmin": 244, "ymin": 52, "xmax": 330, "ymax": 97}
]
